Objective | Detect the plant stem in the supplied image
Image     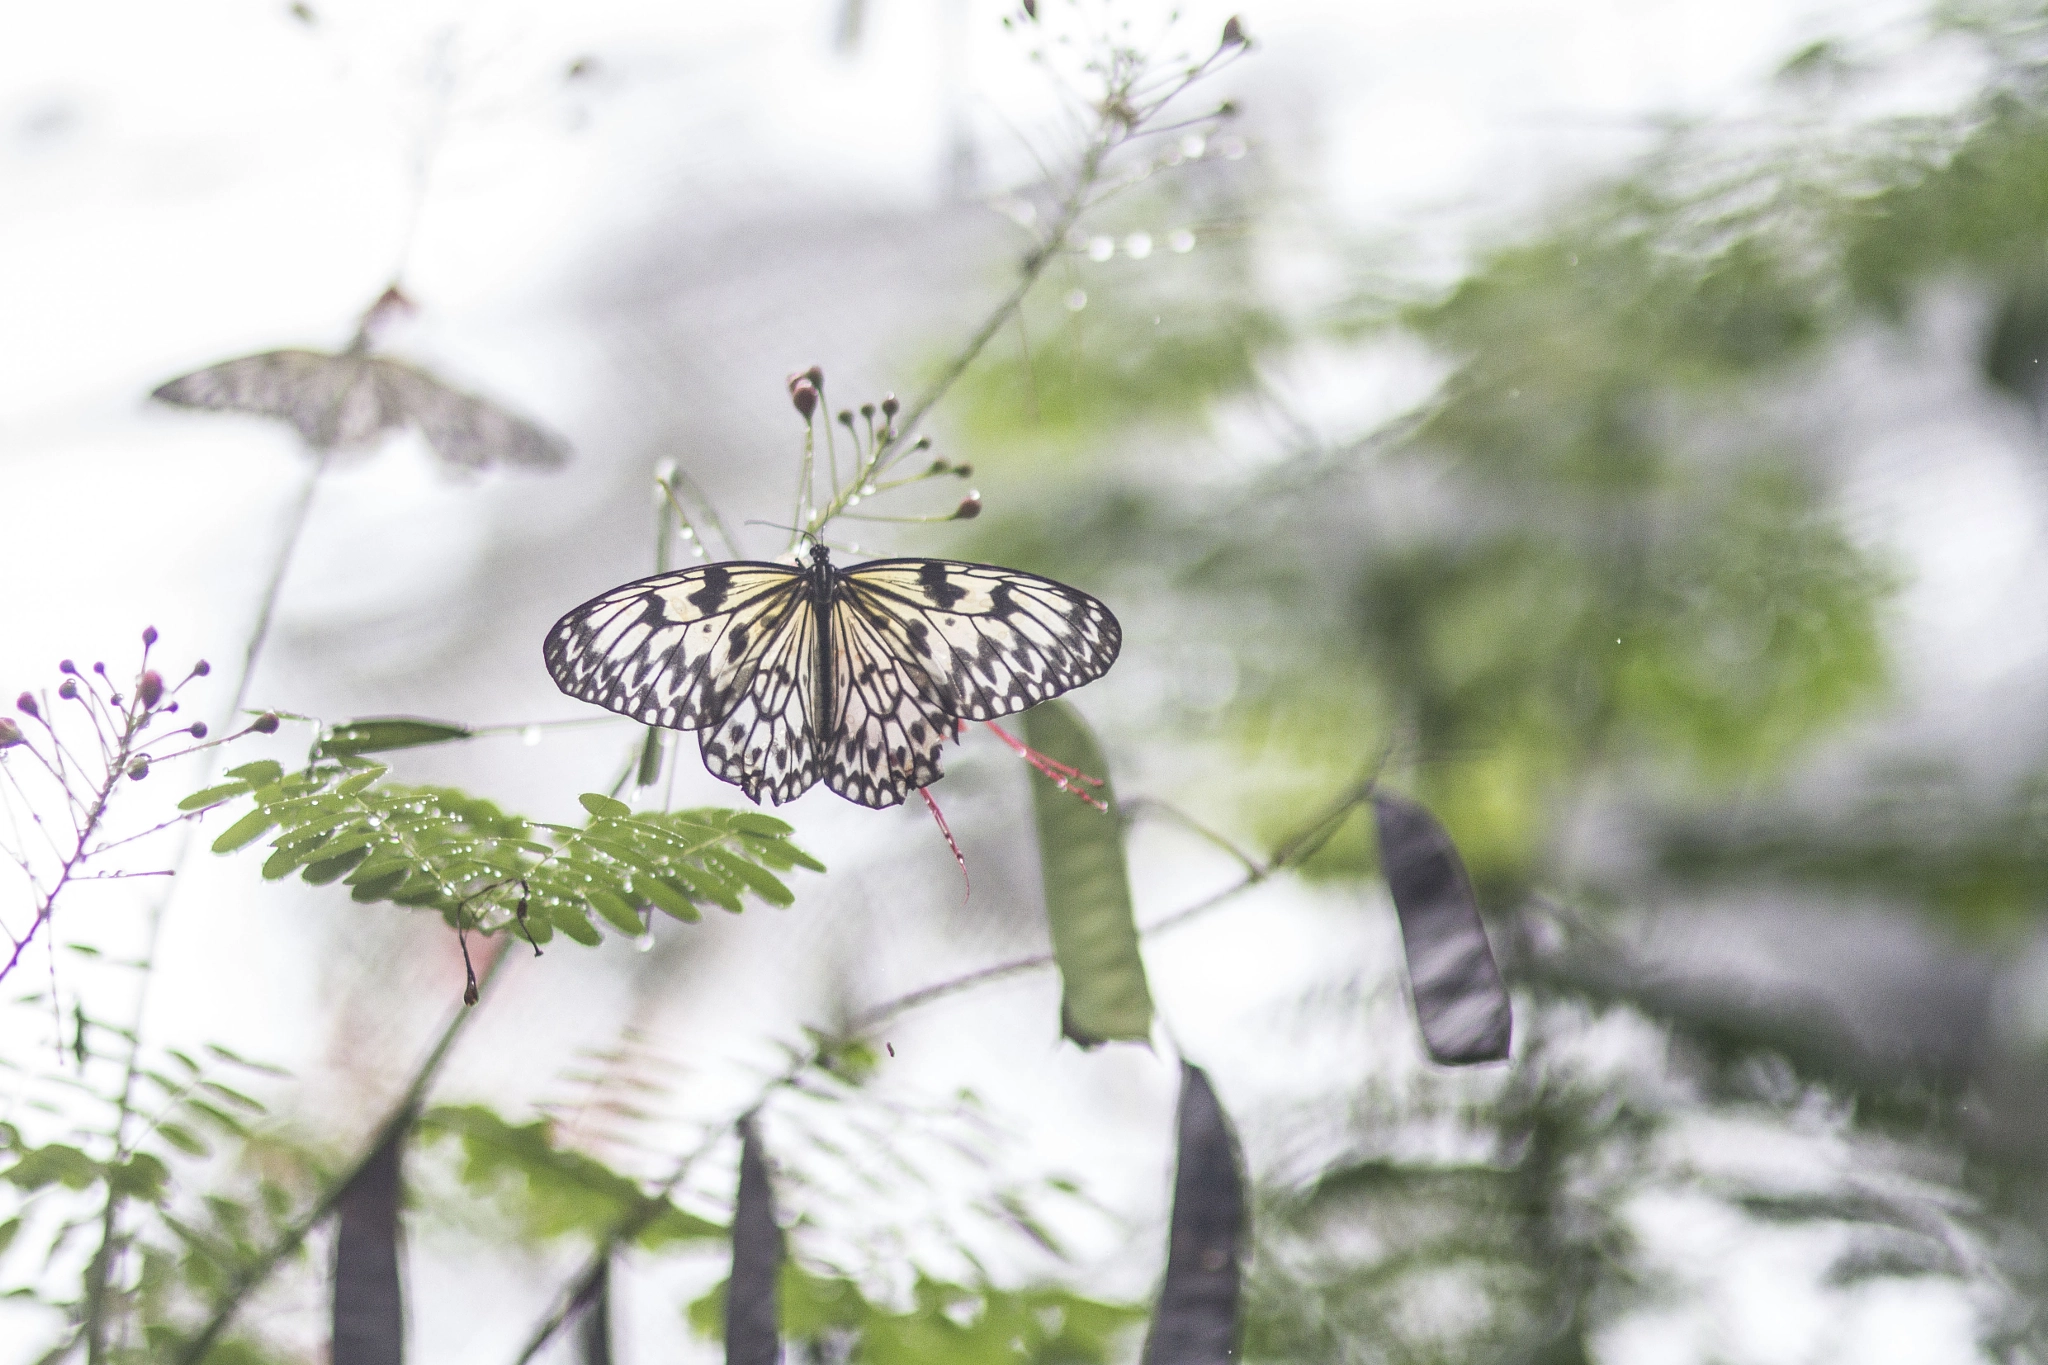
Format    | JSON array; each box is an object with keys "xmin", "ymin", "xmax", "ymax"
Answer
[{"xmin": 172, "ymin": 940, "xmax": 511, "ymax": 1365}]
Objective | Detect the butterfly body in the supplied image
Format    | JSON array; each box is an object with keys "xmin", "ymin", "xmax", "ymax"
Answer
[{"xmin": 545, "ymin": 545, "xmax": 1120, "ymax": 808}]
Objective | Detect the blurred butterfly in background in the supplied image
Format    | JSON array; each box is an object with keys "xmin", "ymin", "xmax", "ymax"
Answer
[
  {"xmin": 150, "ymin": 285, "xmax": 570, "ymax": 471},
  {"xmin": 545, "ymin": 543, "xmax": 1122, "ymax": 808}
]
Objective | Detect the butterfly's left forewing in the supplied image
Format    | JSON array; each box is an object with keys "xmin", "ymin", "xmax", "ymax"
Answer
[
  {"xmin": 544, "ymin": 563, "xmax": 809, "ymax": 734},
  {"xmin": 838, "ymin": 560, "xmax": 1122, "ymax": 720}
]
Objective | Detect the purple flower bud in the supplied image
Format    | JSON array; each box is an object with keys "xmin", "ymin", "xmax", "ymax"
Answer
[
  {"xmin": 192, "ymin": 660, "xmax": 211, "ymax": 678},
  {"xmin": 790, "ymin": 380, "xmax": 819, "ymax": 421},
  {"xmin": 137, "ymin": 671, "xmax": 164, "ymax": 709},
  {"xmin": 0, "ymin": 718, "xmax": 22, "ymax": 748},
  {"xmin": 57, "ymin": 679, "xmax": 78, "ymax": 700},
  {"xmin": 142, "ymin": 626, "xmax": 158, "ymax": 647},
  {"xmin": 953, "ymin": 494, "xmax": 982, "ymax": 520},
  {"xmin": 16, "ymin": 693, "xmax": 38, "ymax": 718},
  {"xmin": 127, "ymin": 757, "xmax": 149, "ymax": 781},
  {"xmin": 252, "ymin": 712, "xmax": 280, "ymax": 734},
  {"xmin": 880, "ymin": 394, "xmax": 899, "ymax": 419},
  {"xmin": 92, "ymin": 663, "xmax": 106, "ymax": 675},
  {"xmin": 188, "ymin": 721, "xmax": 208, "ymax": 739},
  {"xmin": 805, "ymin": 364, "xmax": 824, "ymax": 389},
  {"xmin": 58, "ymin": 660, "xmax": 76, "ymax": 675}
]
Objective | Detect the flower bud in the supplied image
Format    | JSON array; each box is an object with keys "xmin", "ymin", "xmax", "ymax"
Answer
[
  {"xmin": 92, "ymin": 663, "xmax": 106, "ymax": 675},
  {"xmin": 805, "ymin": 364, "xmax": 824, "ymax": 388},
  {"xmin": 860, "ymin": 402, "xmax": 876, "ymax": 420},
  {"xmin": 188, "ymin": 721, "xmax": 209, "ymax": 739},
  {"xmin": 142, "ymin": 625, "xmax": 158, "ymax": 647},
  {"xmin": 928, "ymin": 459, "xmax": 951, "ymax": 475},
  {"xmin": 954, "ymin": 463, "xmax": 974, "ymax": 478},
  {"xmin": 192, "ymin": 660, "xmax": 211, "ymax": 677},
  {"xmin": 252, "ymin": 712, "xmax": 280, "ymax": 734},
  {"xmin": 912, "ymin": 435, "xmax": 932, "ymax": 450},
  {"xmin": 16, "ymin": 693, "xmax": 37, "ymax": 718},
  {"xmin": 127, "ymin": 757, "xmax": 149, "ymax": 781},
  {"xmin": 58, "ymin": 660, "xmax": 76, "ymax": 675},
  {"xmin": 790, "ymin": 379, "xmax": 819, "ymax": 421},
  {"xmin": 953, "ymin": 494, "xmax": 982, "ymax": 520},
  {"xmin": 837, "ymin": 409, "xmax": 855, "ymax": 429},
  {"xmin": 137, "ymin": 671, "xmax": 164, "ymax": 709},
  {"xmin": 1221, "ymin": 15, "xmax": 1246, "ymax": 46},
  {"xmin": 1022, "ymin": 0, "xmax": 1036, "ymax": 17},
  {"xmin": 880, "ymin": 393, "xmax": 899, "ymax": 418},
  {"xmin": 0, "ymin": 718, "xmax": 22, "ymax": 748},
  {"xmin": 57, "ymin": 679, "xmax": 78, "ymax": 700}
]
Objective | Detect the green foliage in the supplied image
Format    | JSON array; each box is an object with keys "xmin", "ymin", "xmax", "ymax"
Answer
[
  {"xmin": 193, "ymin": 756, "xmax": 822, "ymax": 945},
  {"xmin": 1021, "ymin": 702, "xmax": 1154, "ymax": 1047},
  {"xmin": 689, "ymin": 1266, "xmax": 1145, "ymax": 1364},
  {"xmin": 420, "ymin": 1105, "xmax": 723, "ymax": 1248}
]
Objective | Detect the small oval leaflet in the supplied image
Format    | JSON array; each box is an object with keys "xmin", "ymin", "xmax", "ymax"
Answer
[
  {"xmin": 332, "ymin": 1121, "xmax": 406, "ymax": 1365},
  {"xmin": 726, "ymin": 1112, "xmax": 784, "ymax": 1365},
  {"xmin": 1141, "ymin": 1062, "xmax": 1245, "ymax": 1365},
  {"xmin": 1371, "ymin": 791, "xmax": 1513, "ymax": 1066}
]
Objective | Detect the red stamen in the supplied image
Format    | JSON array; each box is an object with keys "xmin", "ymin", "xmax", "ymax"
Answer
[
  {"xmin": 982, "ymin": 721, "xmax": 1109, "ymax": 810},
  {"xmin": 919, "ymin": 786, "xmax": 969, "ymax": 901}
]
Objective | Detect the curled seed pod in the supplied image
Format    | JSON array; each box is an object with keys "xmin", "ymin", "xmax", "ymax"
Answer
[
  {"xmin": 805, "ymin": 364, "xmax": 824, "ymax": 388},
  {"xmin": 1221, "ymin": 14, "xmax": 1246, "ymax": 46},
  {"xmin": 790, "ymin": 380, "xmax": 819, "ymax": 422},
  {"xmin": 954, "ymin": 494, "xmax": 983, "ymax": 520},
  {"xmin": 142, "ymin": 626, "xmax": 159, "ymax": 647},
  {"xmin": 881, "ymin": 394, "xmax": 899, "ymax": 418},
  {"xmin": 188, "ymin": 721, "xmax": 209, "ymax": 739},
  {"xmin": 137, "ymin": 671, "xmax": 164, "ymax": 709},
  {"xmin": 192, "ymin": 660, "xmax": 211, "ymax": 678},
  {"xmin": 127, "ymin": 757, "xmax": 149, "ymax": 781},
  {"xmin": 954, "ymin": 463, "xmax": 974, "ymax": 478},
  {"xmin": 16, "ymin": 693, "xmax": 38, "ymax": 718},
  {"xmin": 57, "ymin": 679, "xmax": 78, "ymax": 700},
  {"xmin": 58, "ymin": 660, "xmax": 76, "ymax": 675},
  {"xmin": 0, "ymin": 718, "xmax": 23, "ymax": 748},
  {"xmin": 252, "ymin": 712, "xmax": 281, "ymax": 735}
]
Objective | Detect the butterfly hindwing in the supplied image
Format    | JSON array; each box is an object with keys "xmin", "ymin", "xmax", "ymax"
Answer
[
  {"xmin": 696, "ymin": 594, "xmax": 822, "ymax": 805},
  {"xmin": 823, "ymin": 589, "xmax": 959, "ymax": 807},
  {"xmin": 543, "ymin": 563, "xmax": 809, "ymax": 734},
  {"xmin": 837, "ymin": 560, "xmax": 1121, "ymax": 720},
  {"xmin": 383, "ymin": 360, "xmax": 571, "ymax": 469}
]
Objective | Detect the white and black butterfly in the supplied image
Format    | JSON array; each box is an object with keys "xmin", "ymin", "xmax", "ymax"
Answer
[
  {"xmin": 544, "ymin": 544, "xmax": 1121, "ymax": 808},
  {"xmin": 151, "ymin": 290, "xmax": 569, "ymax": 470}
]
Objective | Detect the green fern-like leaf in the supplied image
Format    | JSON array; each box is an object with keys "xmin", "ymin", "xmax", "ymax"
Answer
[{"xmin": 195, "ymin": 758, "xmax": 822, "ymax": 944}]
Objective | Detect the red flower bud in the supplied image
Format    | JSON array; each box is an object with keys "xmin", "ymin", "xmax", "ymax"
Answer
[
  {"xmin": 141, "ymin": 625, "xmax": 158, "ymax": 647},
  {"xmin": 0, "ymin": 718, "xmax": 22, "ymax": 748},
  {"xmin": 137, "ymin": 671, "xmax": 164, "ymax": 709},
  {"xmin": 16, "ymin": 693, "xmax": 37, "ymax": 718},
  {"xmin": 790, "ymin": 380, "xmax": 819, "ymax": 421},
  {"xmin": 252, "ymin": 712, "xmax": 280, "ymax": 734}
]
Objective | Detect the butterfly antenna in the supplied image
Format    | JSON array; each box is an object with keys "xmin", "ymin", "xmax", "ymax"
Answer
[{"xmin": 919, "ymin": 788, "xmax": 970, "ymax": 902}]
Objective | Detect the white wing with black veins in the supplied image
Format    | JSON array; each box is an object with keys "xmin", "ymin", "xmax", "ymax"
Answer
[
  {"xmin": 837, "ymin": 560, "xmax": 1122, "ymax": 720},
  {"xmin": 823, "ymin": 589, "xmax": 960, "ymax": 808}
]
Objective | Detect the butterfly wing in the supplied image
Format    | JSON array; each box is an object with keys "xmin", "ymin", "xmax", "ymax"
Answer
[
  {"xmin": 543, "ymin": 563, "xmax": 824, "ymax": 804},
  {"xmin": 381, "ymin": 359, "xmax": 571, "ymax": 470},
  {"xmin": 151, "ymin": 350, "xmax": 393, "ymax": 449},
  {"xmin": 823, "ymin": 587, "xmax": 960, "ymax": 808},
  {"xmin": 836, "ymin": 559, "xmax": 1122, "ymax": 719}
]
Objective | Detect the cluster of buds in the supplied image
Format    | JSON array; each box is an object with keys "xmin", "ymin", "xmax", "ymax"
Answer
[{"xmin": 786, "ymin": 365, "xmax": 984, "ymax": 527}]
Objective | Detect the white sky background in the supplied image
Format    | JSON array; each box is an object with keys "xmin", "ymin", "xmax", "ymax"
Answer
[{"xmin": 0, "ymin": 0, "xmax": 2011, "ymax": 1362}]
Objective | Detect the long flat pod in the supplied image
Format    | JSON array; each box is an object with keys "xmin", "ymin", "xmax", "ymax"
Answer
[
  {"xmin": 1141, "ymin": 1062, "xmax": 1244, "ymax": 1365},
  {"xmin": 1372, "ymin": 791, "xmax": 1513, "ymax": 1065},
  {"xmin": 332, "ymin": 1121, "xmax": 407, "ymax": 1365},
  {"xmin": 575, "ymin": 1256, "xmax": 613, "ymax": 1365},
  {"xmin": 1021, "ymin": 700, "xmax": 1155, "ymax": 1046},
  {"xmin": 726, "ymin": 1113, "xmax": 783, "ymax": 1365}
]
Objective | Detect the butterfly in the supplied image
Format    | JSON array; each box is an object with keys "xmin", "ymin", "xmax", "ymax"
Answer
[
  {"xmin": 150, "ymin": 289, "xmax": 569, "ymax": 471},
  {"xmin": 543, "ymin": 544, "xmax": 1122, "ymax": 808}
]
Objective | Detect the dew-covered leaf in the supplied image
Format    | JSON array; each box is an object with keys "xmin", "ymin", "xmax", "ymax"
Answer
[{"xmin": 318, "ymin": 717, "xmax": 474, "ymax": 758}]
